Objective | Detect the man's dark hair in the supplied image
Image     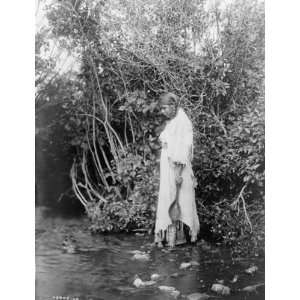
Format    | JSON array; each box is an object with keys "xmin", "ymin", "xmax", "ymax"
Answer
[{"xmin": 159, "ymin": 92, "xmax": 179, "ymax": 109}]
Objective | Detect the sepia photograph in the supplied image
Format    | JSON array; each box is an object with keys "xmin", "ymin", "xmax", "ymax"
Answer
[{"xmin": 35, "ymin": 0, "xmax": 265, "ymax": 299}]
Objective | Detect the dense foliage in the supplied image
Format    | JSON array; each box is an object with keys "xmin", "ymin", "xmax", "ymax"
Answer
[{"xmin": 36, "ymin": 0, "xmax": 264, "ymax": 255}]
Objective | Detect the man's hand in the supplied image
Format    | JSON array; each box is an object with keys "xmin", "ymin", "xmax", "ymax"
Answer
[
  {"xmin": 175, "ymin": 175, "xmax": 183, "ymax": 186},
  {"xmin": 174, "ymin": 162, "xmax": 184, "ymax": 187}
]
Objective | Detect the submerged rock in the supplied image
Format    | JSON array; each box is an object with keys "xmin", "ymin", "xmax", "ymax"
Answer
[
  {"xmin": 161, "ymin": 248, "xmax": 169, "ymax": 253},
  {"xmin": 117, "ymin": 286, "xmax": 138, "ymax": 293},
  {"xmin": 135, "ymin": 232, "xmax": 145, "ymax": 236},
  {"xmin": 145, "ymin": 242, "xmax": 156, "ymax": 248},
  {"xmin": 158, "ymin": 285, "xmax": 176, "ymax": 292},
  {"xmin": 159, "ymin": 286, "xmax": 180, "ymax": 298},
  {"xmin": 241, "ymin": 283, "xmax": 264, "ymax": 293},
  {"xmin": 186, "ymin": 293, "xmax": 211, "ymax": 300},
  {"xmin": 132, "ymin": 252, "xmax": 150, "ymax": 261},
  {"xmin": 133, "ymin": 275, "xmax": 156, "ymax": 288},
  {"xmin": 216, "ymin": 279, "xmax": 224, "ymax": 284},
  {"xmin": 133, "ymin": 276, "xmax": 144, "ymax": 288},
  {"xmin": 180, "ymin": 262, "xmax": 192, "ymax": 269},
  {"xmin": 179, "ymin": 260, "xmax": 199, "ymax": 269},
  {"xmin": 245, "ymin": 265, "xmax": 258, "ymax": 275},
  {"xmin": 211, "ymin": 283, "xmax": 231, "ymax": 295},
  {"xmin": 128, "ymin": 250, "xmax": 145, "ymax": 255},
  {"xmin": 150, "ymin": 273, "xmax": 161, "ymax": 281},
  {"xmin": 170, "ymin": 290, "xmax": 181, "ymax": 299},
  {"xmin": 230, "ymin": 275, "xmax": 239, "ymax": 283},
  {"xmin": 142, "ymin": 280, "xmax": 156, "ymax": 286}
]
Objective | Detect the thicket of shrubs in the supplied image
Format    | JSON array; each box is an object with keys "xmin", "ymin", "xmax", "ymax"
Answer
[{"xmin": 36, "ymin": 0, "xmax": 264, "ymax": 255}]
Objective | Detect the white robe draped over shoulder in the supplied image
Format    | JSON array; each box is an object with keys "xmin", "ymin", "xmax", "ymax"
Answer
[{"xmin": 155, "ymin": 108, "xmax": 200, "ymax": 242}]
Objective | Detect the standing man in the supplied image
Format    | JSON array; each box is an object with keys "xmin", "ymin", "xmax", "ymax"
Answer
[{"xmin": 154, "ymin": 92, "xmax": 200, "ymax": 247}]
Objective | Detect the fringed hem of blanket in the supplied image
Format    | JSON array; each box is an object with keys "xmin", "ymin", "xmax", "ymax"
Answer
[{"xmin": 155, "ymin": 221, "xmax": 197, "ymax": 246}]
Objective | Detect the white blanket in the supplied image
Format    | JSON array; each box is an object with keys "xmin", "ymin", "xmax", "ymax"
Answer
[{"xmin": 154, "ymin": 108, "xmax": 200, "ymax": 242}]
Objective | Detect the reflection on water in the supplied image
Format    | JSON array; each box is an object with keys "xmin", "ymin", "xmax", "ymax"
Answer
[{"xmin": 36, "ymin": 206, "xmax": 264, "ymax": 300}]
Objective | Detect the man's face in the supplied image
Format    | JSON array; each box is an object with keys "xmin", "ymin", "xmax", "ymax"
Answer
[{"xmin": 161, "ymin": 103, "xmax": 175, "ymax": 119}]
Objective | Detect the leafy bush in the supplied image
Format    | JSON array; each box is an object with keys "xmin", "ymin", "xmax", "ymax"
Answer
[{"xmin": 87, "ymin": 151, "xmax": 159, "ymax": 233}]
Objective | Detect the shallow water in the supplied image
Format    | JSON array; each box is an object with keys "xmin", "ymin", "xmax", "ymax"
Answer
[{"xmin": 36, "ymin": 206, "xmax": 264, "ymax": 300}]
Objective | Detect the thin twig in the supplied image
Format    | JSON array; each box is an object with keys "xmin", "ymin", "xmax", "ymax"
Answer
[{"xmin": 231, "ymin": 184, "xmax": 253, "ymax": 232}]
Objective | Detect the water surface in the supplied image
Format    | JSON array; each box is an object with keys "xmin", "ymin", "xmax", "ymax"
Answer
[{"xmin": 36, "ymin": 206, "xmax": 264, "ymax": 300}]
